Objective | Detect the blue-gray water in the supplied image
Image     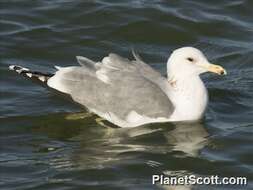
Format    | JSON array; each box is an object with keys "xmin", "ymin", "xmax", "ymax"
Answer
[{"xmin": 1, "ymin": 0, "xmax": 253, "ymax": 190}]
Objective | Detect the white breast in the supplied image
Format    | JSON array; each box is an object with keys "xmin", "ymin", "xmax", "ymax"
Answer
[{"xmin": 167, "ymin": 76, "xmax": 208, "ymax": 121}]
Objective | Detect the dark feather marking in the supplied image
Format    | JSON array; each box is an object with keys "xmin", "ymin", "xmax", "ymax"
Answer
[{"xmin": 9, "ymin": 65, "xmax": 54, "ymax": 85}]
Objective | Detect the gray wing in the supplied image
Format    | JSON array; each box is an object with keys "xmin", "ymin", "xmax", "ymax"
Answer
[
  {"xmin": 47, "ymin": 53, "xmax": 174, "ymax": 122},
  {"xmin": 131, "ymin": 50, "xmax": 164, "ymax": 85}
]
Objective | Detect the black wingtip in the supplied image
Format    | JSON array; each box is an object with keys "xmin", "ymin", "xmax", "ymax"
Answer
[
  {"xmin": 9, "ymin": 65, "xmax": 21, "ymax": 71},
  {"xmin": 9, "ymin": 65, "xmax": 30, "ymax": 73}
]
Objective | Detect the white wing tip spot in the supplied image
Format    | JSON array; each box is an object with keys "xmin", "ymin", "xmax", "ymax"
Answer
[
  {"xmin": 26, "ymin": 73, "xmax": 32, "ymax": 78},
  {"xmin": 9, "ymin": 65, "xmax": 15, "ymax": 70}
]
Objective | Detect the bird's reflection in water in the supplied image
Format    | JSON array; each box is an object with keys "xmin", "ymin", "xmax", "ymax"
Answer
[
  {"xmin": 74, "ymin": 120, "xmax": 208, "ymax": 160},
  {"xmin": 70, "ymin": 117, "xmax": 209, "ymax": 190},
  {"xmin": 160, "ymin": 122, "xmax": 209, "ymax": 190},
  {"xmin": 30, "ymin": 113, "xmax": 209, "ymax": 190},
  {"xmin": 165, "ymin": 122, "xmax": 209, "ymax": 157}
]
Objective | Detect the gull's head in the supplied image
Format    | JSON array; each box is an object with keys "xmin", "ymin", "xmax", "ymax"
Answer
[{"xmin": 167, "ymin": 47, "xmax": 226, "ymax": 78}]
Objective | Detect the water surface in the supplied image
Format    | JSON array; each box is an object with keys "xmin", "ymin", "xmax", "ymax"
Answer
[{"xmin": 1, "ymin": 0, "xmax": 253, "ymax": 189}]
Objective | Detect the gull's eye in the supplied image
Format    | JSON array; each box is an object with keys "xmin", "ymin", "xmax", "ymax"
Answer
[{"xmin": 187, "ymin": 57, "xmax": 194, "ymax": 62}]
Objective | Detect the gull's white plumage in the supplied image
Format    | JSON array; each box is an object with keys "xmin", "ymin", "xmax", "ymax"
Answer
[{"xmin": 165, "ymin": 47, "xmax": 210, "ymax": 122}]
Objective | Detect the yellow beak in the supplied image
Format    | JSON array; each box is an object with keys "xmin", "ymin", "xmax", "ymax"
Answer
[{"xmin": 207, "ymin": 63, "xmax": 227, "ymax": 75}]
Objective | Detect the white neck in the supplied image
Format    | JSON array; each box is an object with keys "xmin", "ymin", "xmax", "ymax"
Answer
[{"xmin": 166, "ymin": 74, "xmax": 208, "ymax": 121}]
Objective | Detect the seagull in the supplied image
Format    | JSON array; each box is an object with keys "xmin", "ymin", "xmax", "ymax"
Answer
[{"xmin": 9, "ymin": 47, "xmax": 226, "ymax": 128}]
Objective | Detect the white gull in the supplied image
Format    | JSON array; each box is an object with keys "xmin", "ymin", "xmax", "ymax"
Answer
[{"xmin": 9, "ymin": 47, "xmax": 226, "ymax": 128}]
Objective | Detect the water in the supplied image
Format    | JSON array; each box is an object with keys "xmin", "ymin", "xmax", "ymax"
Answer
[{"xmin": 1, "ymin": 0, "xmax": 253, "ymax": 189}]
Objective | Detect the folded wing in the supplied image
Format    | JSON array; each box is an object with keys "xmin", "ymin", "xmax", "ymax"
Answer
[{"xmin": 47, "ymin": 53, "xmax": 174, "ymax": 127}]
